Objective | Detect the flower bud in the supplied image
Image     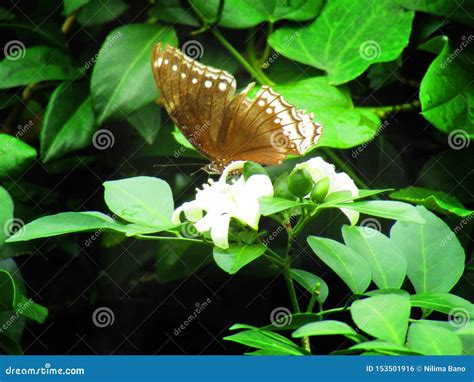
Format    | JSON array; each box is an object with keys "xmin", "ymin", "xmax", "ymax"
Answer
[
  {"xmin": 310, "ymin": 177, "xmax": 330, "ymax": 202},
  {"xmin": 287, "ymin": 168, "xmax": 313, "ymax": 198},
  {"xmin": 243, "ymin": 161, "xmax": 268, "ymax": 180}
]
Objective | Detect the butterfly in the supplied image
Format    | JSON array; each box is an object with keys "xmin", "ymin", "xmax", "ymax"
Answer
[{"xmin": 151, "ymin": 43, "xmax": 322, "ymax": 173}]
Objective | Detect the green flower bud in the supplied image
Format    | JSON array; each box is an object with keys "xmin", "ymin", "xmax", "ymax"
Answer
[
  {"xmin": 287, "ymin": 168, "xmax": 313, "ymax": 198},
  {"xmin": 274, "ymin": 172, "xmax": 295, "ymax": 200},
  {"xmin": 243, "ymin": 161, "xmax": 268, "ymax": 180},
  {"xmin": 310, "ymin": 177, "xmax": 330, "ymax": 202}
]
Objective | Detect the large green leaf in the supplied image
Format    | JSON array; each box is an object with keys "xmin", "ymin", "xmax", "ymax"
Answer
[
  {"xmin": 307, "ymin": 236, "xmax": 371, "ymax": 294},
  {"xmin": 40, "ymin": 81, "xmax": 96, "ymax": 162},
  {"xmin": 332, "ymin": 201, "xmax": 425, "ymax": 223},
  {"xmin": 0, "ymin": 134, "xmax": 37, "ymax": 180},
  {"xmin": 149, "ymin": 0, "xmax": 200, "ymax": 27},
  {"xmin": 91, "ymin": 23, "xmax": 177, "ymax": 124},
  {"xmin": 342, "ymin": 226, "xmax": 407, "ymax": 289},
  {"xmin": 224, "ymin": 328, "xmax": 305, "ymax": 355},
  {"xmin": 275, "ymin": 77, "xmax": 381, "ymax": 149},
  {"xmin": 390, "ymin": 206, "xmax": 465, "ymax": 293},
  {"xmin": 213, "ymin": 244, "xmax": 267, "ymax": 274},
  {"xmin": 0, "ymin": 187, "xmax": 13, "ymax": 248},
  {"xmin": 258, "ymin": 196, "xmax": 301, "ymax": 216},
  {"xmin": 64, "ymin": 0, "xmax": 90, "ymax": 15},
  {"xmin": 349, "ymin": 340, "xmax": 418, "ymax": 355},
  {"xmin": 407, "ymin": 323, "xmax": 463, "ymax": 355},
  {"xmin": 6, "ymin": 212, "xmax": 127, "ymax": 242},
  {"xmin": 293, "ymin": 320, "xmax": 359, "ymax": 340},
  {"xmin": 420, "ymin": 37, "xmax": 474, "ymax": 136},
  {"xmin": 0, "ymin": 46, "xmax": 80, "ymax": 89},
  {"xmin": 410, "ymin": 293, "xmax": 474, "ymax": 318},
  {"xmin": 103, "ymin": 177, "xmax": 174, "ymax": 229},
  {"xmin": 396, "ymin": 0, "xmax": 474, "ymax": 27},
  {"xmin": 269, "ymin": 0, "xmax": 414, "ymax": 84},
  {"xmin": 290, "ymin": 268, "xmax": 329, "ymax": 304},
  {"xmin": 351, "ymin": 294, "xmax": 411, "ymax": 344},
  {"xmin": 390, "ymin": 186, "xmax": 472, "ymax": 217},
  {"xmin": 0, "ymin": 270, "xmax": 15, "ymax": 310},
  {"xmin": 126, "ymin": 102, "xmax": 161, "ymax": 144},
  {"xmin": 190, "ymin": 0, "xmax": 324, "ymax": 28}
]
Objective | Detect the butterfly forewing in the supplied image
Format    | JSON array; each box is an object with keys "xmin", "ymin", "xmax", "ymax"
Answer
[{"xmin": 151, "ymin": 43, "xmax": 322, "ymax": 171}]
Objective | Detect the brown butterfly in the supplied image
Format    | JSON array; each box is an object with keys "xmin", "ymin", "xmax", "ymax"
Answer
[{"xmin": 151, "ymin": 43, "xmax": 322, "ymax": 173}]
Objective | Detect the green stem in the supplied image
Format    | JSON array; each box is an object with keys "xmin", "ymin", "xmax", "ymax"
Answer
[
  {"xmin": 322, "ymin": 147, "xmax": 370, "ymax": 190},
  {"xmin": 260, "ymin": 22, "xmax": 274, "ymax": 64},
  {"xmin": 358, "ymin": 100, "xmax": 420, "ymax": 118},
  {"xmin": 317, "ymin": 307, "xmax": 348, "ymax": 316},
  {"xmin": 136, "ymin": 234, "xmax": 206, "ymax": 244}
]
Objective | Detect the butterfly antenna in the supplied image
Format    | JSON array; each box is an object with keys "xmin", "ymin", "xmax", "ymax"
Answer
[{"xmin": 153, "ymin": 163, "xmax": 205, "ymax": 168}]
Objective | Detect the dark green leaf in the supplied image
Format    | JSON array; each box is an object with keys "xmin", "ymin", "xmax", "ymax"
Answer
[
  {"xmin": 40, "ymin": 81, "xmax": 96, "ymax": 162},
  {"xmin": 290, "ymin": 269, "xmax": 328, "ymax": 304},
  {"xmin": 0, "ymin": 46, "xmax": 80, "ymax": 89},
  {"xmin": 0, "ymin": 187, "xmax": 13, "ymax": 248},
  {"xmin": 0, "ymin": 134, "xmax": 37, "ymax": 180},
  {"xmin": 126, "ymin": 102, "xmax": 161, "ymax": 144},
  {"xmin": 77, "ymin": 0, "xmax": 128, "ymax": 26},
  {"xmin": 149, "ymin": 0, "xmax": 200, "ymax": 27},
  {"xmin": 390, "ymin": 206, "xmax": 465, "ymax": 293},
  {"xmin": 0, "ymin": 270, "xmax": 15, "ymax": 310},
  {"xmin": 64, "ymin": 0, "xmax": 90, "ymax": 15}
]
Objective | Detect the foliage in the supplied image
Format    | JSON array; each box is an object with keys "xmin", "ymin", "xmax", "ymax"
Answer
[{"xmin": 0, "ymin": 0, "xmax": 472, "ymax": 355}]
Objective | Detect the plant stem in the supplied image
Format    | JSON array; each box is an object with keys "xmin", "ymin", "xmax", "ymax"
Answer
[
  {"xmin": 260, "ymin": 22, "xmax": 274, "ymax": 64},
  {"xmin": 358, "ymin": 100, "xmax": 420, "ymax": 118},
  {"xmin": 136, "ymin": 234, "xmax": 206, "ymax": 244},
  {"xmin": 61, "ymin": 13, "xmax": 77, "ymax": 34},
  {"xmin": 322, "ymin": 147, "xmax": 370, "ymax": 190}
]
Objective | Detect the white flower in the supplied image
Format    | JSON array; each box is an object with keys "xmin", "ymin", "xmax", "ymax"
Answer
[
  {"xmin": 172, "ymin": 161, "xmax": 273, "ymax": 249},
  {"xmin": 295, "ymin": 157, "xmax": 359, "ymax": 225}
]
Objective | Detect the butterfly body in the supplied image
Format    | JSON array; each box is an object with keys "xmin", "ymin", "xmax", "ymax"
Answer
[{"xmin": 151, "ymin": 43, "xmax": 322, "ymax": 173}]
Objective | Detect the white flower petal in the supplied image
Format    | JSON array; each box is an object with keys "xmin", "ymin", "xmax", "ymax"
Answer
[
  {"xmin": 329, "ymin": 172, "xmax": 359, "ymax": 197},
  {"xmin": 210, "ymin": 214, "xmax": 231, "ymax": 249},
  {"xmin": 194, "ymin": 212, "xmax": 218, "ymax": 232},
  {"xmin": 341, "ymin": 208, "xmax": 359, "ymax": 226},
  {"xmin": 244, "ymin": 174, "xmax": 274, "ymax": 199},
  {"xmin": 296, "ymin": 157, "xmax": 336, "ymax": 183},
  {"xmin": 221, "ymin": 160, "xmax": 246, "ymax": 182}
]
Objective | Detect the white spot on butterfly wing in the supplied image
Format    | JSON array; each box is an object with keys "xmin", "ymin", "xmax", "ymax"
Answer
[
  {"xmin": 204, "ymin": 80, "xmax": 212, "ymax": 88},
  {"xmin": 172, "ymin": 64, "xmax": 178, "ymax": 71},
  {"xmin": 154, "ymin": 57, "xmax": 163, "ymax": 67},
  {"xmin": 218, "ymin": 82, "xmax": 227, "ymax": 91},
  {"xmin": 192, "ymin": 78, "xmax": 198, "ymax": 84}
]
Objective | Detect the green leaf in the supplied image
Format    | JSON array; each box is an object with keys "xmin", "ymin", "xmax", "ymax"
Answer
[
  {"xmin": 349, "ymin": 340, "xmax": 418, "ymax": 355},
  {"xmin": 293, "ymin": 320, "xmax": 359, "ymax": 340},
  {"xmin": 407, "ymin": 323, "xmax": 463, "ymax": 355},
  {"xmin": 342, "ymin": 226, "xmax": 407, "ymax": 289},
  {"xmin": 149, "ymin": 0, "xmax": 200, "ymax": 27},
  {"xmin": 224, "ymin": 329, "xmax": 305, "ymax": 355},
  {"xmin": 0, "ymin": 333, "xmax": 23, "ymax": 355},
  {"xmin": 275, "ymin": 77, "xmax": 381, "ymax": 149},
  {"xmin": 351, "ymin": 294, "xmax": 411, "ymax": 344},
  {"xmin": 6, "ymin": 212, "xmax": 127, "ymax": 242},
  {"xmin": 40, "ymin": 81, "xmax": 96, "ymax": 162},
  {"xmin": 0, "ymin": 134, "xmax": 37, "ymax": 180},
  {"xmin": 419, "ymin": 36, "xmax": 474, "ymax": 136},
  {"xmin": 126, "ymin": 102, "xmax": 161, "ymax": 144},
  {"xmin": 91, "ymin": 23, "xmax": 177, "ymax": 124},
  {"xmin": 64, "ymin": 0, "xmax": 90, "ymax": 15},
  {"xmin": 333, "ymin": 201, "xmax": 425, "ymax": 223},
  {"xmin": 0, "ymin": 187, "xmax": 13, "ymax": 248},
  {"xmin": 318, "ymin": 189, "xmax": 392, "ymax": 207},
  {"xmin": 410, "ymin": 293, "xmax": 474, "ymax": 318},
  {"xmin": 290, "ymin": 269, "xmax": 328, "ymax": 304},
  {"xmin": 269, "ymin": 0, "xmax": 414, "ymax": 84},
  {"xmin": 103, "ymin": 177, "xmax": 174, "ymax": 229},
  {"xmin": 396, "ymin": 0, "xmax": 474, "ymax": 27},
  {"xmin": 261, "ymin": 313, "xmax": 324, "ymax": 331},
  {"xmin": 0, "ymin": 46, "xmax": 80, "ymax": 89},
  {"xmin": 0, "ymin": 270, "xmax": 16, "ymax": 310},
  {"xmin": 258, "ymin": 196, "xmax": 302, "ymax": 216},
  {"xmin": 213, "ymin": 244, "xmax": 267, "ymax": 274},
  {"xmin": 77, "ymin": 0, "xmax": 128, "ymax": 26},
  {"xmin": 16, "ymin": 296, "xmax": 48, "ymax": 324},
  {"xmin": 307, "ymin": 236, "xmax": 371, "ymax": 294},
  {"xmin": 390, "ymin": 186, "xmax": 472, "ymax": 217},
  {"xmin": 390, "ymin": 206, "xmax": 465, "ymax": 293},
  {"xmin": 190, "ymin": 0, "xmax": 324, "ymax": 28}
]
